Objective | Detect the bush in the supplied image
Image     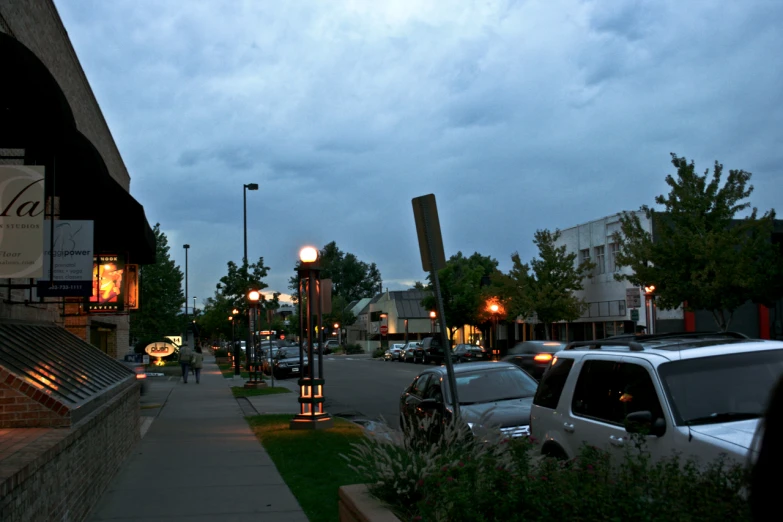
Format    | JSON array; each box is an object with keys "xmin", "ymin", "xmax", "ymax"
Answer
[
  {"xmin": 214, "ymin": 348, "xmax": 229, "ymax": 358},
  {"xmin": 344, "ymin": 343, "xmax": 364, "ymax": 354},
  {"xmin": 372, "ymin": 347, "xmax": 385, "ymax": 358},
  {"xmin": 342, "ymin": 415, "xmax": 751, "ymax": 522}
]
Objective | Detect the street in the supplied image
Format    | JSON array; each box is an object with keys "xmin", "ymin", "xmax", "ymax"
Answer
[{"xmin": 318, "ymin": 356, "xmax": 421, "ymax": 430}]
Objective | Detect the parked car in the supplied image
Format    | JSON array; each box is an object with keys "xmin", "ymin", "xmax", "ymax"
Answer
[
  {"xmin": 403, "ymin": 343, "xmax": 424, "ymax": 363},
  {"xmin": 385, "ymin": 343, "xmax": 405, "ymax": 361},
  {"xmin": 530, "ymin": 331, "xmax": 779, "ymax": 467},
  {"xmin": 400, "ymin": 361, "xmax": 537, "ymax": 442},
  {"xmin": 267, "ymin": 346, "xmax": 309, "ymax": 379},
  {"xmin": 501, "ymin": 340, "xmax": 569, "ymax": 379},
  {"xmin": 421, "ymin": 336, "xmax": 458, "ymax": 365},
  {"xmin": 453, "ymin": 344, "xmax": 488, "ymax": 362}
]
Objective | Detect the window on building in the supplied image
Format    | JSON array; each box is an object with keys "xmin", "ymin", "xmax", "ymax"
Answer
[
  {"xmin": 608, "ymin": 242, "xmax": 620, "ymax": 272},
  {"xmin": 594, "ymin": 245, "xmax": 605, "ymax": 274},
  {"xmin": 580, "ymin": 249, "xmax": 590, "ymax": 267}
]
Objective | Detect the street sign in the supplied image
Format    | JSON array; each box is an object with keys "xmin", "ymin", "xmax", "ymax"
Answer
[
  {"xmin": 380, "ymin": 325, "xmax": 388, "ymax": 335},
  {"xmin": 631, "ymin": 309, "xmax": 640, "ymax": 322},
  {"xmin": 625, "ymin": 287, "xmax": 641, "ymax": 309},
  {"xmin": 165, "ymin": 335, "xmax": 182, "ymax": 347},
  {"xmin": 412, "ymin": 194, "xmax": 447, "ymax": 272}
]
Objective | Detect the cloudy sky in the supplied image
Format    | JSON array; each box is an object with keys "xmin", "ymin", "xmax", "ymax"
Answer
[{"xmin": 54, "ymin": 0, "xmax": 783, "ymax": 305}]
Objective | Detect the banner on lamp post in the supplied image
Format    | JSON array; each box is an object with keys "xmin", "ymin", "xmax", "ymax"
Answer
[{"xmin": 0, "ymin": 166, "xmax": 45, "ymax": 278}]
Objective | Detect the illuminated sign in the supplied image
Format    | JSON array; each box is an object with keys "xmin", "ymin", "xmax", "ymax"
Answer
[
  {"xmin": 165, "ymin": 336, "xmax": 182, "ymax": 346},
  {"xmin": 87, "ymin": 255, "xmax": 125, "ymax": 312},
  {"xmin": 125, "ymin": 264, "xmax": 139, "ymax": 309},
  {"xmin": 144, "ymin": 342, "xmax": 177, "ymax": 357}
]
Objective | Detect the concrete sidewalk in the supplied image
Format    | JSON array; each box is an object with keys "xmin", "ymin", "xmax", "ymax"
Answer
[{"xmin": 87, "ymin": 355, "xmax": 308, "ymax": 522}]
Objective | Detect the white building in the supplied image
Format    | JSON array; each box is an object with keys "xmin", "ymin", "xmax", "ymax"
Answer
[{"xmin": 552, "ymin": 211, "xmax": 681, "ymax": 340}]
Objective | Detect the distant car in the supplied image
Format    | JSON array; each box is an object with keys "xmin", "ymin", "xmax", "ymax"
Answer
[
  {"xmin": 453, "ymin": 344, "xmax": 488, "ymax": 362},
  {"xmin": 121, "ymin": 361, "xmax": 149, "ymax": 395},
  {"xmin": 270, "ymin": 346, "xmax": 309, "ymax": 379},
  {"xmin": 386, "ymin": 343, "xmax": 405, "ymax": 361},
  {"xmin": 421, "ymin": 337, "xmax": 458, "ymax": 365},
  {"xmin": 501, "ymin": 340, "xmax": 569, "ymax": 379},
  {"xmin": 403, "ymin": 343, "xmax": 424, "ymax": 363}
]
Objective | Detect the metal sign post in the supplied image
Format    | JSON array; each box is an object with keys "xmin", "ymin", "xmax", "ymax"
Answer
[{"xmin": 412, "ymin": 194, "xmax": 460, "ymax": 420}]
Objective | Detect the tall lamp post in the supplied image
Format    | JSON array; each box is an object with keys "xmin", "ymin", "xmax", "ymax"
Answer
[
  {"xmin": 183, "ymin": 244, "xmax": 190, "ymax": 323},
  {"xmin": 228, "ymin": 315, "xmax": 235, "ymax": 366},
  {"xmin": 644, "ymin": 285, "xmax": 656, "ymax": 335},
  {"xmin": 291, "ymin": 246, "xmax": 333, "ymax": 430},
  {"xmin": 232, "ymin": 308, "xmax": 240, "ymax": 376},
  {"xmin": 334, "ymin": 323, "xmax": 341, "ymax": 346},
  {"xmin": 246, "ymin": 290, "xmax": 265, "ymax": 388},
  {"xmin": 243, "ymin": 183, "xmax": 259, "ymax": 270},
  {"xmin": 489, "ymin": 303, "xmax": 500, "ymax": 360},
  {"xmin": 193, "ymin": 296, "xmax": 197, "ymax": 317},
  {"xmin": 429, "ymin": 311, "xmax": 436, "ymax": 333}
]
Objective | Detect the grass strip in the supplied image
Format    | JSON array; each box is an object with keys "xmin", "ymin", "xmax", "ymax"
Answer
[
  {"xmin": 246, "ymin": 414, "xmax": 365, "ymax": 522},
  {"xmin": 231, "ymin": 386, "xmax": 290, "ymax": 398},
  {"xmin": 217, "ymin": 362, "xmax": 256, "ymax": 379}
]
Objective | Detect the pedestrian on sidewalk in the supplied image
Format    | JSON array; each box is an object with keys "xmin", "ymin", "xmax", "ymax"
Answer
[
  {"xmin": 192, "ymin": 346, "xmax": 204, "ymax": 384},
  {"xmin": 179, "ymin": 344, "xmax": 193, "ymax": 384}
]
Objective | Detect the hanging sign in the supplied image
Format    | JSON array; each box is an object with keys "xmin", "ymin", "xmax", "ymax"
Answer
[
  {"xmin": 37, "ymin": 220, "xmax": 94, "ymax": 297},
  {"xmin": 0, "ymin": 166, "xmax": 45, "ymax": 277},
  {"xmin": 144, "ymin": 342, "xmax": 177, "ymax": 357},
  {"xmin": 125, "ymin": 264, "xmax": 139, "ymax": 309},
  {"xmin": 87, "ymin": 254, "xmax": 125, "ymax": 312}
]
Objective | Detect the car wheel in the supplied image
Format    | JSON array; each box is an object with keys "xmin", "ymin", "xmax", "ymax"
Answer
[{"xmin": 542, "ymin": 443, "xmax": 568, "ymax": 461}]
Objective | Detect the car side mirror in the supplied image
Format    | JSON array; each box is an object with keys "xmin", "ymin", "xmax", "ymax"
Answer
[{"xmin": 625, "ymin": 410, "xmax": 666, "ymax": 437}]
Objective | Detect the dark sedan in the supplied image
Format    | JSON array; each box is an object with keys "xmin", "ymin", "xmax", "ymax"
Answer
[
  {"xmin": 267, "ymin": 347, "xmax": 309, "ymax": 379},
  {"xmin": 501, "ymin": 340, "xmax": 568, "ymax": 380},
  {"xmin": 399, "ymin": 362, "xmax": 538, "ymax": 442},
  {"xmin": 453, "ymin": 344, "xmax": 488, "ymax": 362}
]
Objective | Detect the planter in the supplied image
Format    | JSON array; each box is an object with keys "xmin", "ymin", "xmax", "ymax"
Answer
[{"xmin": 339, "ymin": 484, "xmax": 401, "ymax": 522}]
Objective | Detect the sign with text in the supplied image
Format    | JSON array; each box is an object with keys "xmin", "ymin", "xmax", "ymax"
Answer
[
  {"xmin": 0, "ymin": 166, "xmax": 45, "ymax": 277},
  {"xmin": 144, "ymin": 342, "xmax": 177, "ymax": 358},
  {"xmin": 37, "ymin": 220, "xmax": 94, "ymax": 297},
  {"xmin": 87, "ymin": 255, "xmax": 125, "ymax": 312},
  {"xmin": 165, "ymin": 336, "xmax": 182, "ymax": 347},
  {"xmin": 626, "ymin": 287, "xmax": 641, "ymax": 308}
]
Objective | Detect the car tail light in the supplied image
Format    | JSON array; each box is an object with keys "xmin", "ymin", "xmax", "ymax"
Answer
[
  {"xmin": 136, "ymin": 373, "xmax": 147, "ymax": 379},
  {"xmin": 533, "ymin": 353, "xmax": 553, "ymax": 363}
]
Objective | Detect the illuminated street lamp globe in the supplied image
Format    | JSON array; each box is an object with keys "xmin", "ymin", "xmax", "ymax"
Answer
[
  {"xmin": 248, "ymin": 290, "xmax": 261, "ymax": 302},
  {"xmin": 490, "ymin": 303, "xmax": 499, "ymax": 313},
  {"xmin": 299, "ymin": 246, "xmax": 318, "ymax": 263}
]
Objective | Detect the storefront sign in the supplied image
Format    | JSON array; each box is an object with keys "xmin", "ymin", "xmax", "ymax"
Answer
[
  {"xmin": 144, "ymin": 342, "xmax": 177, "ymax": 357},
  {"xmin": 37, "ymin": 220, "xmax": 94, "ymax": 297},
  {"xmin": 165, "ymin": 336, "xmax": 182, "ymax": 346},
  {"xmin": 125, "ymin": 264, "xmax": 139, "ymax": 309},
  {"xmin": 87, "ymin": 254, "xmax": 125, "ymax": 312},
  {"xmin": 0, "ymin": 166, "xmax": 45, "ymax": 277}
]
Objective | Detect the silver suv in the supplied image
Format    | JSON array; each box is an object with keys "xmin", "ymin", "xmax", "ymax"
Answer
[{"xmin": 530, "ymin": 332, "xmax": 783, "ymax": 467}]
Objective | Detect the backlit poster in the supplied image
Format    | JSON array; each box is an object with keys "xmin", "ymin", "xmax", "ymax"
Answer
[{"xmin": 87, "ymin": 254, "xmax": 125, "ymax": 312}]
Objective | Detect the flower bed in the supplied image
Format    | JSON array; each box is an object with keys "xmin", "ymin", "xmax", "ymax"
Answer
[{"xmin": 342, "ymin": 416, "xmax": 751, "ymax": 522}]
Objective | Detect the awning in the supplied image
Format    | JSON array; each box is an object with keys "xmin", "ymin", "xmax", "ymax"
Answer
[
  {"xmin": 51, "ymin": 130, "xmax": 157, "ymax": 265},
  {"xmin": 0, "ymin": 32, "xmax": 76, "ymax": 147}
]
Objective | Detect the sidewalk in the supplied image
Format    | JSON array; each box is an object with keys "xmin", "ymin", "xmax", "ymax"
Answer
[{"xmin": 87, "ymin": 354, "xmax": 308, "ymax": 522}]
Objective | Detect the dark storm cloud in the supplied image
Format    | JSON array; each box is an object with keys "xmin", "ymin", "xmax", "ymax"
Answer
[{"xmin": 54, "ymin": 0, "xmax": 783, "ymax": 303}]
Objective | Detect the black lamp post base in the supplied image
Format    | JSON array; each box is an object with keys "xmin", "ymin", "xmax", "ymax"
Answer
[{"xmin": 289, "ymin": 413, "xmax": 334, "ymax": 430}]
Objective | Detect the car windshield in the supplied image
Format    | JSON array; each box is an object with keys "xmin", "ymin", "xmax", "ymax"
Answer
[
  {"xmin": 658, "ymin": 349, "xmax": 783, "ymax": 426},
  {"xmin": 447, "ymin": 368, "xmax": 538, "ymax": 405}
]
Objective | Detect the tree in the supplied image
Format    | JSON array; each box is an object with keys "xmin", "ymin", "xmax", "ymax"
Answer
[
  {"xmin": 198, "ymin": 257, "xmax": 279, "ymax": 340},
  {"xmin": 287, "ymin": 241, "xmax": 382, "ymax": 303},
  {"xmin": 517, "ymin": 229, "xmax": 593, "ymax": 339},
  {"xmin": 129, "ymin": 224, "xmax": 184, "ymax": 346},
  {"xmin": 614, "ymin": 153, "xmax": 782, "ymax": 330},
  {"xmin": 421, "ymin": 252, "xmax": 500, "ymax": 342}
]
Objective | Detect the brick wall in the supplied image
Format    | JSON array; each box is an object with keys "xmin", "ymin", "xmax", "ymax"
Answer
[
  {"xmin": 0, "ymin": 380, "xmax": 139, "ymax": 522},
  {"xmin": 0, "ymin": 375, "xmax": 69, "ymax": 429}
]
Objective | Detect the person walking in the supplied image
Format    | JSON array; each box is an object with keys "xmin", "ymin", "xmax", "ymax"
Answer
[
  {"xmin": 178, "ymin": 344, "xmax": 193, "ymax": 384},
  {"xmin": 192, "ymin": 346, "xmax": 204, "ymax": 384}
]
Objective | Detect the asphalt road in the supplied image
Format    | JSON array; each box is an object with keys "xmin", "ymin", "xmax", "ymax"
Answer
[{"xmin": 320, "ymin": 356, "xmax": 423, "ymax": 429}]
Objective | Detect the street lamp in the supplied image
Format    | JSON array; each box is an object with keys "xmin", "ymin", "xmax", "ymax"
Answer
[
  {"xmin": 379, "ymin": 313, "xmax": 388, "ymax": 348},
  {"xmin": 333, "ymin": 323, "xmax": 341, "ymax": 346},
  {"xmin": 193, "ymin": 296, "xmax": 197, "ymax": 316},
  {"xmin": 232, "ymin": 308, "xmax": 240, "ymax": 376},
  {"xmin": 489, "ymin": 303, "xmax": 500, "ymax": 360},
  {"xmin": 183, "ymin": 244, "xmax": 190, "ymax": 323},
  {"xmin": 429, "ymin": 311, "xmax": 436, "ymax": 333},
  {"xmin": 228, "ymin": 315, "xmax": 235, "ymax": 365},
  {"xmin": 246, "ymin": 289, "xmax": 265, "ymax": 388},
  {"xmin": 644, "ymin": 285, "xmax": 656, "ymax": 335},
  {"xmin": 291, "ymin": 246, "xmax": 333, "ymax": 430},
  {"xmin": 243, "ymin": 183, "xmax": 259, "ymax": 272}
]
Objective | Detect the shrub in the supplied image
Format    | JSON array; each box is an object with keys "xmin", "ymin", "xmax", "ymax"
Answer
[
  {"xmin": 214, "ymin": 348, "xmax": 229, "ymax": 358},
  {"xmin": 372, "ymin": 347, "xmax": 386, "ymax": 358},
  {"xmin": 343, "ymin": 415, "xmax": 751, "ymax": 522},
  {"xmin": 344, "ymin": 343, "xmax": 364, "ymax": 354}
]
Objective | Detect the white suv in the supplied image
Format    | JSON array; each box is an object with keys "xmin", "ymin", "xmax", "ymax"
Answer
[{"xmin": 530, "ymin": 332, "xmax": 783, "ymax": 467}]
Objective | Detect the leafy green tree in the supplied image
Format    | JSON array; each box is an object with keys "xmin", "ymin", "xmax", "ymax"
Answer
[
  {"xmin": 614, "ymin": 153, "xmax": 782, "ymax": 330},
  {"xmin": 287, "ymin": 241, "xmax": 382, "ymax": 303},
  {"xmin": 324, "ymin": 294, "xmax": 357, "ymax": 329},
  {"xmin": 198, "ymin": 257, "xmax": 279, "ymax": 340},
  {"xmin": 421, "ymin": 252, "xmax": 500, "ymax": 342},
  {"xmin": 515, "ymin": 229, "xmax": 593, "ymax": 339},
  {"xmin": 129, "ymin": 224, "xmax": 184, "ymax": 346}
]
